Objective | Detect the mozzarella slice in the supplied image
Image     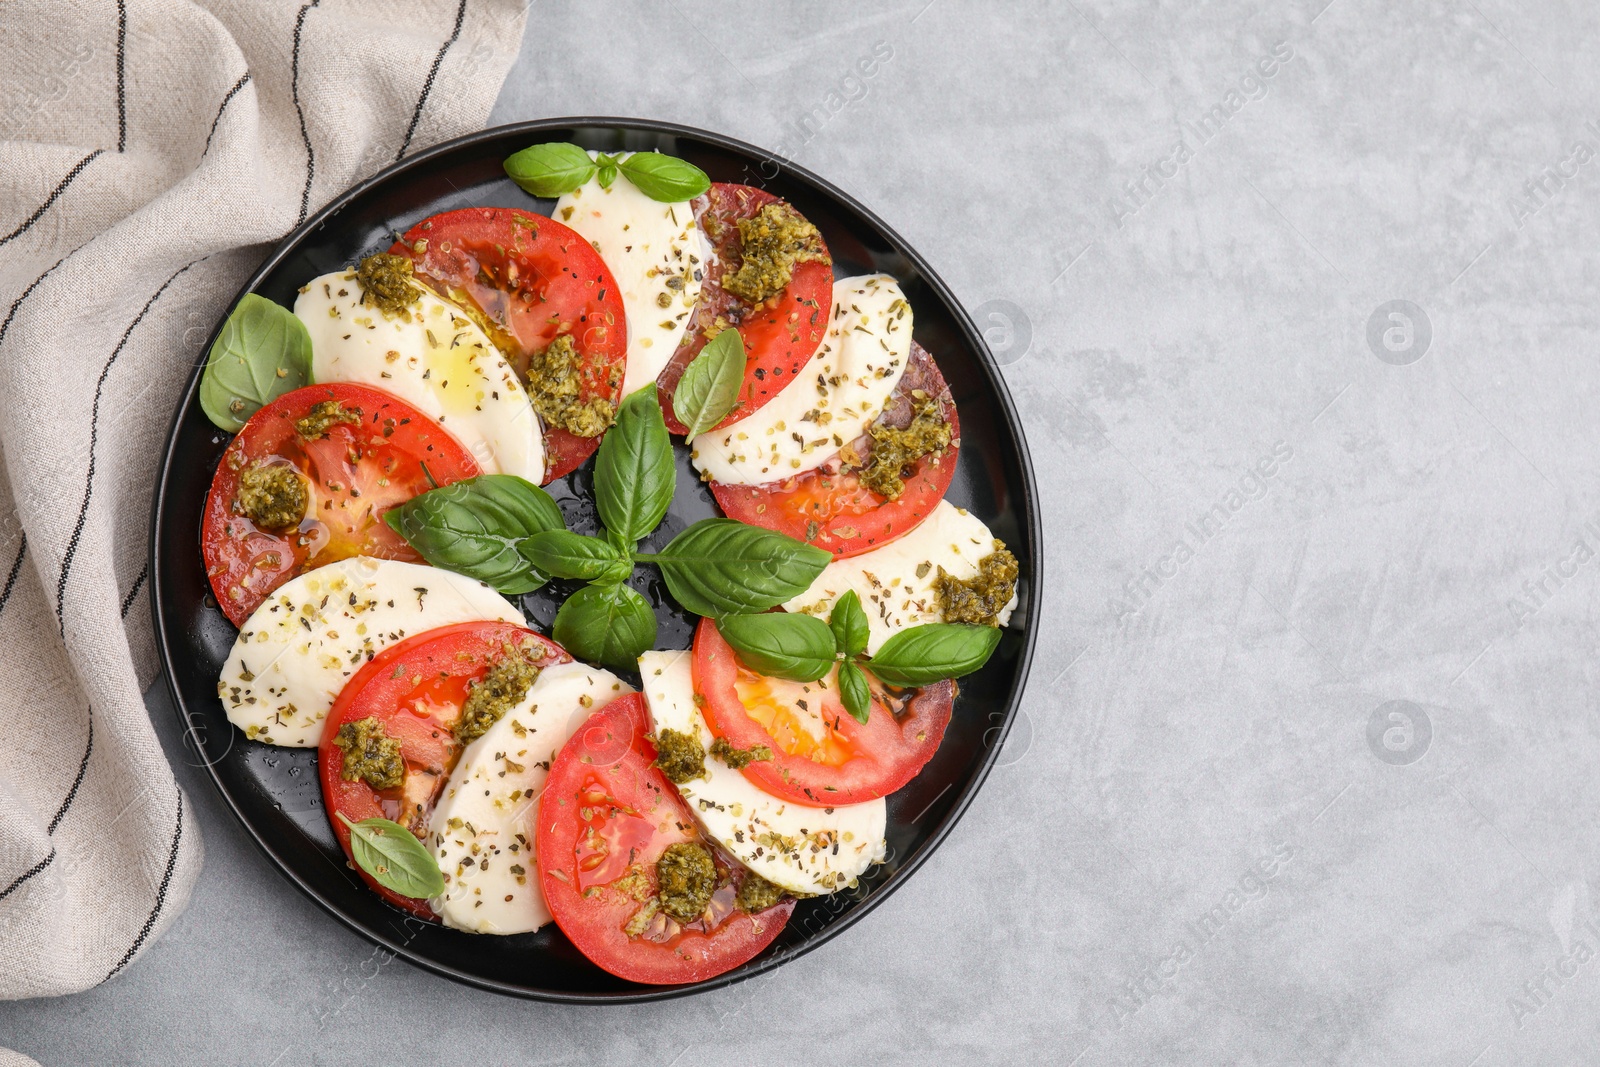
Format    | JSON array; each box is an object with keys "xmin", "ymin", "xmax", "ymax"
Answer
[
  {"xmin": 217, "ymin": 557, "xmax": 524, "ymax": 747},
  {"xmin": 295, "ymin": 269, "xmax": 545, "ymax": 482},
  {"xmin": 427, "ymin": 662, "xmax": 633, "ymax": 934},
  {"xmin": 639, "ymin": 650, "xmax": 885, "ymax": 896},
  {"xmin": 554, "ymin": 153, "xmax": 709, "ymax": 395},
  {"xmin": 783, "ymin": 501, "xmax": 1016, "ymax": 655},
  {"xmin": 689, "ymin": 275, "xmax": 912, "ymax": 486}
]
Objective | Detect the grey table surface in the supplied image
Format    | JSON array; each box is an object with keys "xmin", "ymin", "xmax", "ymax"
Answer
[{"xmin": 8, "ymin": 1, "xmax": 1600, "ymax": 1063}]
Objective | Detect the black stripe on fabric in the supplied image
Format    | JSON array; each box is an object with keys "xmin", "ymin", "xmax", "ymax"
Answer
[
  {"xmin": 119, "ymin": 565, "xmax": 148, "ymax": 618},
  {"xmin": 0, "ymin": 850, "xmax": 55, "ymax": 903},
  {"xmin": 202, "ymin": 72, "xmax": 252, "ymax": 158},
  {"xmin": 49, "ymin": 714, "xmax": 94, "ymax": 835},
  {"xmin": 0, "ymin": 535, "xmax": 26, "ymax": 617},
  {"xmin": 395, "ymin": 0, "xmax": 469, "ymax": 162},
  {"xmin": 0, "ymin": 255, "xmax": 69, "ymax": 347},
  {"xmin": 103, "ymin": 792, "xmax": 183, "ymax": 982},
  {"xmin": 0, "ymin": 150, "xmax": 103, "ymax": 249},
  {"xmin": 116, "ymin": 0, "xmax": 128, "ymax": 151},
  {"xmin": 55, "ymin": 259, "xmax": 203, "ymax": 635},
  {"xmin": 291, "ymin": 0, "xmax": 325, "ymax": 227}
]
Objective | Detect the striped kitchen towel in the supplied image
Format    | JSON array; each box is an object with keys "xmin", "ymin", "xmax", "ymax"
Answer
[{"xmin": 0, "ymin": 0, "xmax": 529, "ymax": 1034}]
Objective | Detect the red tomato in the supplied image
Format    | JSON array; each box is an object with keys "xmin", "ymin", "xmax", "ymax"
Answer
[
  {"xmin": 657, "ymin": 183, "xmax": 832, "ymax": 435},
  {"xmin": 692, "ymin": 618, "xmax": 954, "ymax": 807},
  {"xmin": 201, "ymin": 382, "xmax": 481, "ymax": 626},
  {"xmin": 537, "ymin": 693, "xmax": 795, "ymax": 984},
  {"xmin": 319, "ymin": 621, "xmax": 570, "ymax": 919},
  {"xmin": 391, "ymin": 207, "xmax": 627, "ymax": 481},
  {"xmin": 710, "ymin": 341, "xmax": 960, "ymax": 558}
]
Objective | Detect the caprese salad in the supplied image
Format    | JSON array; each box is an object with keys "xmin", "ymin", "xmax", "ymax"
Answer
[{"xmin": 195, "ymin": 141, "xmax": 1021, "ymax": 985}]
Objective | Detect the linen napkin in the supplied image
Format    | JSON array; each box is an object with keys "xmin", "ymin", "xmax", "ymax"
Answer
[{"xmin": 0, "ymin": 0, "xmax": 529, "ymax": 1032}]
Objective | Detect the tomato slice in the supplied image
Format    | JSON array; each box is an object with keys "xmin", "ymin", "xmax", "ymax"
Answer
[
  {"xmin": 537, "ymin": 693, "xmax": 795, "ymax": 984},
  {"xmin": 692, "ymin": 618, "xmax": 953, "ymax": 807},
  {"xmin": 201, "ymin": 382, "xmax": 481, "ymax": 626},
  {"xmin": 657, "ymin": 183, "xmax": 832, "ymax": 435},
  {"xmin": 392, "ymin": 207, "xmax": 628, "ymax": 481},
  {"xmin": 319, "ymin": 621, "xmax": 570, "ymax": 919},
  {"xmin": 710, "ymin": 341, "xmax": 960, "ymax": 558}
]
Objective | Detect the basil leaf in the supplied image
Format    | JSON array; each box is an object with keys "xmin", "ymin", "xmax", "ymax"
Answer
[
  {"xmin": 385, "ymin": 474, "xmax": 565, "ymax": 594},
  {"xmin": 595, "ymin": 386, "xmax": 675, "ymax": 544},
  {"xmin": 829, "ymin": 590, "xmax": 868, "ymax": 659},
  {"xmin": 598, "ymin": 163, "xmax": 619, "ymax": 190},
  {"xmin": 866, "ymin": 623, "xmax": 1003, "ymax": 687},
  {"xmin": 523, "ymin": 530, "xmax": 626, "ymax": 581},
  {"xmin": 503, "ymin": 142, "xmax": 599, "ymax": 197},
  {"xmin": 198, "ymin": 294, "xmax": 313, "ymax": 432},
  {"xmin": 552, "ymin": 581, "xmax": 658, "ymax": 670},
  {"xmin": 649, "ymin": 518, "xmax": 831, "ymax": 618},
  {"xmin": 838, "ymin": 659, "xmax": 871, "ymax": 725},
  {"xmin": 337, "ymin": 813, "xmax": 445, "ymax": 900},
  {"xmin": 616, "ymin": 151, "xmax": 712, "ymax": 203},
  {"xmin": 673, "ymin": 328, "xmax": 746, "ymax": 437},
  {"xmin": 716, "ymin": 612, "xmax": 836, "ymax": 682}
]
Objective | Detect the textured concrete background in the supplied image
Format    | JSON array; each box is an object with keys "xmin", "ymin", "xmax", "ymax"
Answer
[{"xmin": 7, "ymin": 1, "xmax": 1600, "ymax": 1063}]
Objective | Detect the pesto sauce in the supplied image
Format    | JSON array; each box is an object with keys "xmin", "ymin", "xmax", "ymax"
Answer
[
  {"xmin": 526, "ymin": 333, "xmax": 617, "ymax": 438},
  {"xmin": 735, "ymin": 871, "xmax": 786, "ymax": 914},
  {"xmin": 454, "ymin": 644, "xmax": 540, "ymax": 745},
  {"xmin": 860, "ymin": 392, "xmax": 952, "ymax": 500},
  {"xmin": 332, "ymin": 717, "xmax": 404, "ymax": 791},
  {"xmin": 652, "ymin": 728, "xmax": 707, "ymax": 783},
  {"xmin": 355, "ymin": 253, "xmax": 421, "ymax": 317},
  {"xmin": 655, "ymin": 841, "xmax": 716, "ymax": 925},
  {"xmin": 293, "ymin": 399, "xmax": 361, "ymax": 439},
  {"xmin": 236, "ymin": 462, "xmax": 307, "ymax": 530},
  {"xmin": 937, "ymin": 544, "xmax": 1020, "ymax": 626},
  {"xmin": 709, "ymin": 736, "xmax": 772, "ymax": 770},
  {"xmin": 722, "ymin": 202, "xmax": 830, "ymax": 306}
]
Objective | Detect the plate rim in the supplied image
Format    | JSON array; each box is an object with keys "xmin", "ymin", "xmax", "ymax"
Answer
[{"xmin": 149, "ymin": 115, "xmax": 1042, "ymax": 1003}]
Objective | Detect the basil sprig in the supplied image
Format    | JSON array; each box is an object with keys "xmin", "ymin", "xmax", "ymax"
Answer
[
  {"xmin": 715, "ymin": 589, "xmax": 1002, "ymax": 724},
  {"xmin": 503, "ymin": 143, "xmax": 711, "ymax": 203},
  {"xmin": 199, "ymin": 293, "xmax": 312, "ymax": 432},
  {"xmin": 337, "ymin": 813, "xmax": 445, "ymax": 900},
  {"xmin": 385, "ymin": 388, "xmax": 829, "ymax": 671},
  {"xmin": 384, "ymin": 475, "xmax": 564, "ymax": 595},
  {"xmin": 673, "ymin": 328, "xmax": 746, "ymax": 436}
]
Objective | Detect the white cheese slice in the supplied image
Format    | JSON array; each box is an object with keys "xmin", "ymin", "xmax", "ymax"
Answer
[
  {"xmin": 295, "ymin": 269, "xmax": 545, "ymax": 482},
  {"xmin": 427, "ymin": 662, "xmax": 633, "ymax": 934},
  {"xmin": 783, "ymin": 500, "xmax": 1016, "ymax": 655},
  {"xmin": 639, "ymin": 650, "xmax": 886, "ymax": 896},
  {"xmin": 689, "ymin": 275, "xmax": 912, "ymax": 486},
  {"xmin": 217, "ymin": 557, "xmax": 524, "ymax": 747},
  {"xmin": 554, "ymin": 153, "xmax": 709, "ymax": 395}
]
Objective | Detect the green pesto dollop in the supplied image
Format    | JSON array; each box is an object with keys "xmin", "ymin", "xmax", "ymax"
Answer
[
  {"xmin": 332, "ymin": 717, "xmax": 404, "ymax": 791},
  {"xmin": 710, "ymin": 736, "xmax": 772, "ymax": 770},
  {"xmin": 735, "ymin": 871, "xmax": 786, "ymax": 914},
  {"xmin": 526, "ymin": 333, "xmax": 617, "ymax": 438},
  {"xmin": 652, "ymin": 728, "xmax": 706, "ymax": 783},
  {"xmin": 655, "ymin": 841, "xmax": 716, "ymax": 925},
  {"xmin": 860, "ymin": 392, "xmax": 952, "ymax": 501},
  {"xmin": 356, "ymin": 253, "xmax": 421, "ymax": 317},
  {"xmin": 236, "ymin": 462, "xmax": 307, "ymax": 530},
  {"xmin": 722, "ymin": 202, "xmax": 830, "ymax": 306},
  {"xmin": 294, "ymin": 399, "xmax": 362, "ymax": 439},
  {"xmin": 937, "ymin": 543, "xmax": 1020, "ymax": 626},
  {"xmin": 454, "ymin": 643, "xmax": 540, "ymax": 745}
]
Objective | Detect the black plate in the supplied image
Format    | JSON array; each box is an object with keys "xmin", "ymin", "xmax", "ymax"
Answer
[{"xmin": 150, "ymin": 118, "xmax": 1040, "ymax": 1002}]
